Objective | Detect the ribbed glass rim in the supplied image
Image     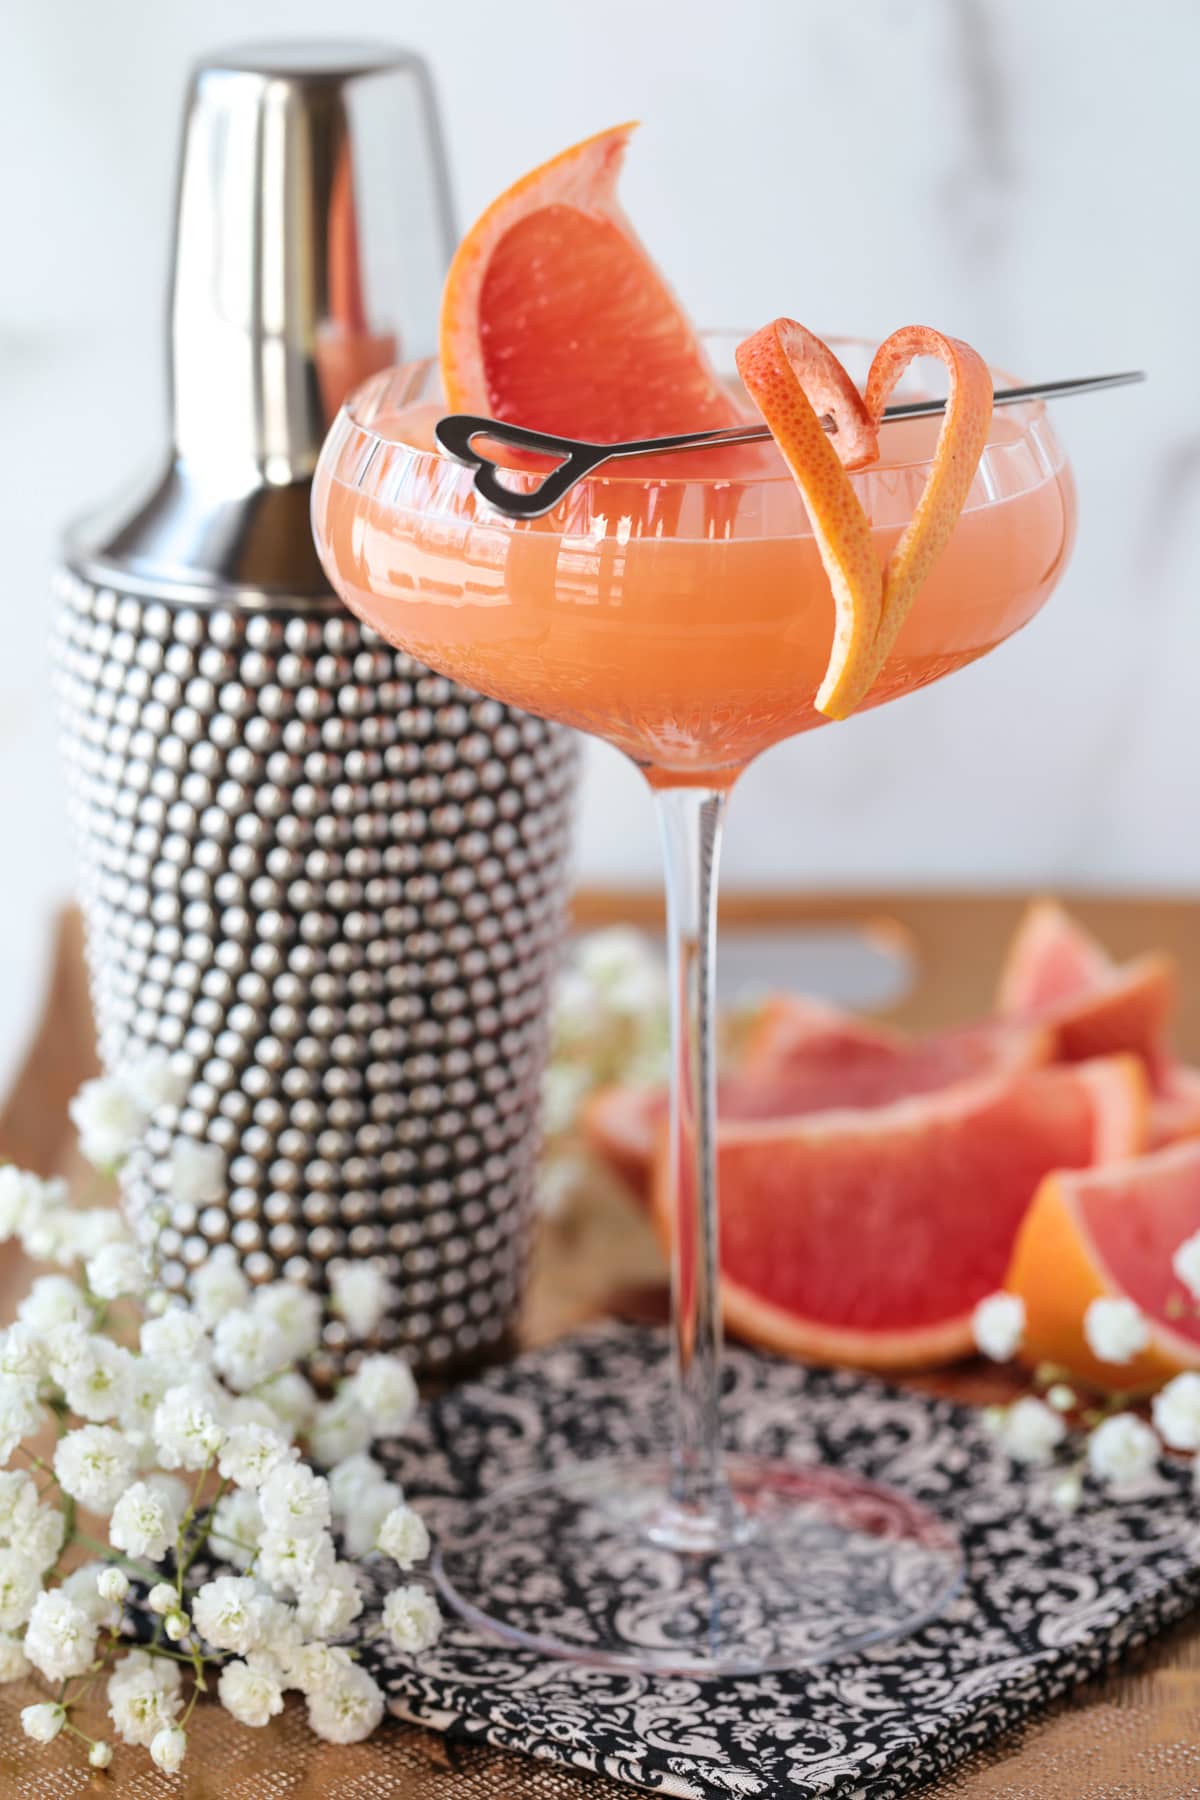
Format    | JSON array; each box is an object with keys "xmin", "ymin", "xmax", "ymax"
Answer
[{"xmin": 334, "ymin": 330, "xmax": 1062, "ymax": 496}]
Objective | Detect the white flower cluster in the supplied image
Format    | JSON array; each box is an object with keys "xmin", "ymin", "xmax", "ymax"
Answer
[
  {"xmin": 973, "ymin": 1277, "xmax": 1200, "ymax": 1501},
  {"xmin": 1, "ymin": 1067, "xmax": 440, "ymax": 1776},
  {"xmin": 539, "ymin": 928, "xmax": 670, "ymax": 1218}
]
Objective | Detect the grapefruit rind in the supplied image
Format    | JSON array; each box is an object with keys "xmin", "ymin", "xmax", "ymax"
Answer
[
  {"xmin": 1007, "ymin": 1137, "xmax": 1200, "ymax": 1392},
  {"xmin": 734, "ymin": 319, "xmax": 883, "ymax": 720},
  {"xmin": 439, "ymin": 123, "xmax": 741, "ymax": 444}
]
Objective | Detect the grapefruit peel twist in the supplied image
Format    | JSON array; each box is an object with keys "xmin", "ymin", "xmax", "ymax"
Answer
[{"xmin": 736, "ymin": 320, "xmax": 994, "ymax": 721}]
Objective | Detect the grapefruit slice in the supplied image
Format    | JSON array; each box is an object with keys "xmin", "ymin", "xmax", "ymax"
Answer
[
  {"xmin": 1150, "ymin": 1064, "xmax": 1200, "ymax": 1148},
  {"xmin": 651, "ymin": 1056, "xmax": 1147, "ymax": 1371},
  {"xmin": 997, "ymin": 900, "xmax": 1175, "ymax": 1064},
  {"xmin": 1007, "ymin": 1139, "xmax": 1200, "ymax": 1390},
  {"xmin": 439, "ymin": 124, "xmax": 743, "ymax": 442},
  {"xmin": 586, "ymin": 1010, "xmax": 1051, "ymax": 1203}
]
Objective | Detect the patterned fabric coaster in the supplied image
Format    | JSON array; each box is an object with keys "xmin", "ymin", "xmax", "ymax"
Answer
[{"xmin": 361, "ymin": 1326, "xmax": 1200, "ymax": 1800}]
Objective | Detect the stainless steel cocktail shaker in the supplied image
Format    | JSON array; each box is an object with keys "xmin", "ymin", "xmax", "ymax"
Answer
[{"xmin": 51, "ymin": 44, "xmax": 579, "ymax": 1374}]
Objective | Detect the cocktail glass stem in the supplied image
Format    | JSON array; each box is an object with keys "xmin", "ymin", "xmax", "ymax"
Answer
[{"xmin": 651, "ymin": 784, "xmax": 740, "ymax": 1554}]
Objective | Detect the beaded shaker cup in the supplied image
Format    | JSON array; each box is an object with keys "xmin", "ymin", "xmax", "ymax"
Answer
[{"xmin": 51, "ymin": 45, "xmax": 579, "ymax": 1374}]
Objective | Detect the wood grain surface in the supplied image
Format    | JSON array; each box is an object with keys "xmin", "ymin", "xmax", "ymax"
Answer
[{"xmin": 1, "ymin": 892, "xmax": 1198, "ymax": 1797}]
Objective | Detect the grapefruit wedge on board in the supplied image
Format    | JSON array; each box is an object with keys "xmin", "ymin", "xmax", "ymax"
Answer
[
  {"xmin": 585, "ymin": 1004, "xmax": 1050, "ymax": 1205},
  {"xmin": 997, "ymin": 899, "xmax": 1175, "ymax": 1066},
  {"xmin": 439, "ymin": 124, "xmax": 743, "ymax": 443},
  {"xmin": 1007, "ymin": 1138, "xmax": 1200, "ymax": 1390},
  {"xmin": 650, "ymin": 1057, "xmax": 1147, "ymax": 1371}
]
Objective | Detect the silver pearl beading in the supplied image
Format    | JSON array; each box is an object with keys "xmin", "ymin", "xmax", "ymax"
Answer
[{"xmin": 52, "ymin": 569, "xmax": 579, "ymax": 1374}]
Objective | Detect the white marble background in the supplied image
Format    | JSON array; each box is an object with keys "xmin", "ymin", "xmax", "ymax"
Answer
[{"xmin": 1, "ymin": 0, "xmax": 1196, "ymax": 1086}]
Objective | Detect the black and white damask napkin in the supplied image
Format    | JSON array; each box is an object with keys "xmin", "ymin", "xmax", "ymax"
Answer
[{"xmin": 362, "ymin": 1326, "xmax": 1200, "ymax": 1800}]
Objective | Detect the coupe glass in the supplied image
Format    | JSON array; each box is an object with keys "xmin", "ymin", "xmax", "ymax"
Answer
[{"xmin": 312, "ymin": 334, "xmax": 1076, "ymax": 1675}]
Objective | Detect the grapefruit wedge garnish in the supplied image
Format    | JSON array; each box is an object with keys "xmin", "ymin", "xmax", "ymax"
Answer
[
  {"xmin": 586, "ymin": 1003, "xmax": 1052, "ymax": 1205},
  {"xmin": 1007, "ymin": 1138, "xmax": 1200, "ymax": 1390},
  {"xmin": 997, "ymin": 899, "xmax": 1175, "ymax": 1065},
  {"xmin": 651, "ymin": 1056, "xmax": 1147, "ymax": 1372},
  {"xmin": 439, "ymin": 124, "xmax": 742, "ymax": 442}
]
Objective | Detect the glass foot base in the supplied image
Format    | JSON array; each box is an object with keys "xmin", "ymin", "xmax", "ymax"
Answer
[{"xmin": 433, "ymin": 1455, "xmax": 963, "ymax": 1677}]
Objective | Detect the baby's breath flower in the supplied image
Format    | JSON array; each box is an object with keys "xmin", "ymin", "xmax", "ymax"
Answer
[
  {"xmin": 72, "ymin": 1210, "xmax": 134, "ymax": 1259},
  {"xmin": 0, "ymin": 1470, "xmax": 37, "ymax": 1542},
  {"xmin": 18, "ymin": 1274, "xmax": 91, "ymax": 1333},
  {"xmin": 329, "ymin": 1263, "xmax": 392, "ymax": 1340},
  {"xmin": 139, "ymin": 1307, "xmax": 210, "ymax": 1370},
  {"xmin": 218, "ymin": 1423, "xmax": 291, "ymax": 1491},
  {"xmin": 152, "ymin": 1382, "xmax": 225, "ymax": 1470},
  {"xmin": 70, "ymin": 1075, "xmax": 145, "ymax": 1168},
  {"xmin": 54, "ymin": 1425, "xmax": 138, "ymax": 1512},
  {"xmin": 377, "ymin": 1504, "xmax": 430, "ymax": 1571},
  {"xmin": 1151, "ymin": 1371, "xmax": 1200, "ymax": 1451},
  {"xmin": 0, "ymin": 1168, "xmax": 65, "ymax": 1242},
  {"xmin": 97, "ymin": 1567, "xmax": 130, "ymax": 1605},
  {"xmin": 110, "ymin": 1481, "xmax": 182, "ymax": 1562},
  {"xmin": 308, "ymin": 1392, "xmax": 372, "ymax": 1466},
  {"xmin": 253, "ymin": 1283, "xmax": 322, "ymax": 1362},
  {"xmin": 218, "ymin": 1656, "xmax": 285, "ymax": 1727},
  {"xmin": 19, "ymin": 1506, "xmax": 66, "ymax": 1574},
  {"xmin": 0, "ymin": 1549, "xmax": 41, "ymax": 1630},
  {"xmin": 256, "ymin": 1528, "xmax": 335, "ymax": 1598},
  {"xmin": 1172, "ymin": 1230, "xmax": 1200, "ymax": 1303},
  {"xmin": 169, "ymin": 1140, "xmax": 225, "ymax": 1207},
  {"xmin": 259, "ymin": 1463, "xmax": 331, "ymax": 1540},
  {"xmin": 971, "ymin": 1292, "xmax": 1025, "ymax": 1362},
  {"xmin": 1087, "ymin": 1411, "xmax": 1160, "ymax": 1487},
  {"xmin": 305, "ymin": 1657, "xmax": 384, "ymax": 1744},
  {"xmin": 0, "ymin": 1633, "xmax": 30, "ymax": 1682},
  {"xmin": 0, "ymin": 1324, "xmax": 45, "ymax": 1382},
  {"xmin": 382, "ymin": 1584, "xmax": 442, "ymax": 1655},
  {"xmin": 295, "ymin": 1562, "xmax": 363, "ymax": 1638},
  {"xmin": 89, "ymin": 1740, "xmax": 114, "ymax": 1769},
  {"xmin": 63, "ymin": 1338, "xmax": 136, "ymax": 1424},
  {"xmin": 122, "ymin": 1050, "xmax": 189, "ymax": 1116},
  {"xmin": 0, "ymin": 1375, "xmax": 42, "ymax": 1462},
  {"xmin": 191, "ymin": 1577, "xmax": 263, "ymax": 1655},
  {"xmin": 327, "ymin": 1452, "xmax": 390, "ymax": 1516},
  {"xmin": 209, "ymin": 1489, "xmax": 263, "ymax": 1572},
  {"xmin": 347, "ymin": 1354, "xmax": 418, "ymax": 1438},
  {"xmin": 341, "ymin": 1479, "xmax": 403, "ymax": 1559},
  {"xmin": 62, "ymin": 1564, "xmax": 120, "ymax": 1628},
  {"xmin": 190, "ymin": 1248, "xmax": 250, "ymax": 1327},
  {"xmin": 1083, "ymin": 1296, "xmax": 1150, "ymax": 1366},
  {"xmin": 149, "ymin": 1724, "xmax": 187, "ymax": 1774},
  {"xmin": 994, "ymin": 1396, "xmax": 1066, "ymax": 1465},
  {"xmin": 20, "ymin": 1702, "xmax": 65, "ymax": 1743},
  {"xmin": 24, "ymin": 1589, "xmax": 98, "ymax": 1680},
  {"xmin": 257, "ymin": 1370, "xmax": 318, "ymax": 1437},
  {"xmin": 86, "ymin": 1241, "xmax": 149, "ymax": 1301},
  {"xmin": 107, "ymin": 1651, "xmax": 182, "ymax": 1747},
  {"xmin": 117, "ymin": 1356, "xmax": 173, "ymax": 1440},
  {"xmin": 147, "ymin": 1584, "xmax": 178, "ymax": 1617},
  {"xmin": 1046, "ymin": 1383, "xmax": 1077, "ymax": 1413},
  {"xmin": 212, "ymin": 1308, "xmax": 289, "ymax": 1393}
]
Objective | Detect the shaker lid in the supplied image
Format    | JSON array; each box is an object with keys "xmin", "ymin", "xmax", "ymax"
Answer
[{"xmin": 66, "ymin": 41, "xmax": 455, "ymax": 607}]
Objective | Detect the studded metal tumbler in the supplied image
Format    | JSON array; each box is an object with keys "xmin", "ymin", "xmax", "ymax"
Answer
[{"xmin": 51, "ymin": 45, "xmax": 579, "ymax": 1375}]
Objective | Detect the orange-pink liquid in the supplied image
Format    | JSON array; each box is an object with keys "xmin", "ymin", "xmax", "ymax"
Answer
[{"xmin": 313, "ymin": 405, "xmax": 1075, "ymax": 786}]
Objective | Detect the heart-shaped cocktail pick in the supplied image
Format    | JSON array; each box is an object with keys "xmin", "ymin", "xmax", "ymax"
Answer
[{"xmin": 435, "ymin": 370, "xmax": 1143, "ymax": 522}]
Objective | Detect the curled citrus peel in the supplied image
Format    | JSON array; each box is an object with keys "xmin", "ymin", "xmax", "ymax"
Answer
[
  {"xmin": 862, "ymin": 325, "xmax": 994, "ymax": 685},
  {"xmin": 734, "ymin": 320, "xmax": 883, "ymax": 720},
  {"xmin": 737, "ymin": 319, "xmax": 994, "ymax": 720}
]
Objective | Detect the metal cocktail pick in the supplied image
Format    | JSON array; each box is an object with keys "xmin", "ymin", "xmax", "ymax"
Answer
[{"xmin": 435, "ymin": 369, "xmax": 1145, "ymax": 520}]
